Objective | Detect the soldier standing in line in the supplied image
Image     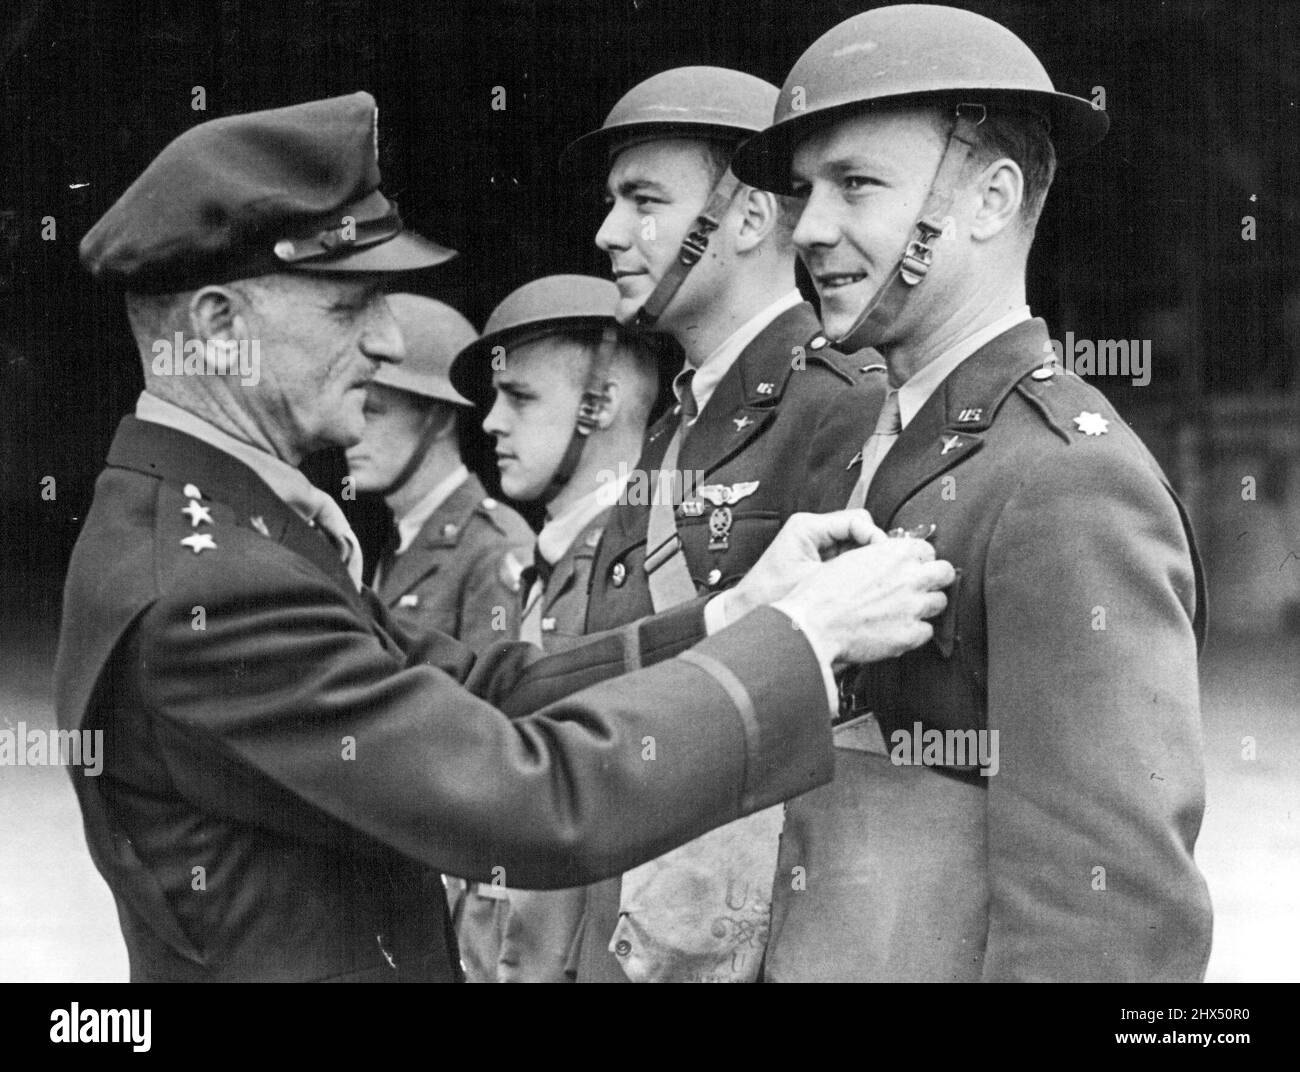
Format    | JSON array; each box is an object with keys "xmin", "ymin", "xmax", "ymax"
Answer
[
  {"xmin": 562, "ymin": 66, "xmax": 879, "ymax": 983},
  {"xmin": 346, "ymin": 293, "xmax": 533, "ymax": 654},
  {"xmin": 731, "ymin": 3, "xmax": 1211, "ymax": 981},
  {"xmin": 446, "ymin": 275, "xmax": 662, "ymax": 981}
]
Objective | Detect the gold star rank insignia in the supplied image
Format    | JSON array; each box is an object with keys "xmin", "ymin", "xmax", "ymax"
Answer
[
  {"xmin": 1073, "ymin": 411, "xmax": 1110, "ymax": 436},
  {"xmin": 181, "ymin": 501, "xmax": 213, "ymax": 527},
  {"xmin": 250, "ymin": 516, "xmax": 270, "ymax": 538},
  {"xmin": 180, "ymin": 533, "xmax": 217, "ymax": 554}
]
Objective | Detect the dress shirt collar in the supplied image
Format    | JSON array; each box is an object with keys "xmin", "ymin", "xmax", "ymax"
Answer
[
  {"xmin": 393, "ymin": 464, "xmax": 469, "ymax": 555},
  {"xmin": 896, "ymin": 305, "xmax": 1031, "ymax": 429},
  {"xmin": 536, "ymin": 471, "xmax": 629, "ymax": 567},
  {"xmin": 675, "ymin": 289, "xmax": 803, "ymax": 419}
]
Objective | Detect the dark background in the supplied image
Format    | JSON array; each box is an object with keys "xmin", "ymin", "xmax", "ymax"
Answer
[{"xmin": 1, "ymin": 0, "xmax": 1298, "ymax": 983}]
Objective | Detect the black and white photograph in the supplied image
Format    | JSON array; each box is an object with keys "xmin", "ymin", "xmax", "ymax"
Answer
[{"xmin": 0, "ymin": 0, "xmax": 1295, "ymax": 1031}]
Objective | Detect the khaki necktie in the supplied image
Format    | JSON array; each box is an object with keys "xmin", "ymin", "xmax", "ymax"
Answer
[
  {"xmin": 846, "ymin": 388, "xmax": 902, "ymax": 511},
  {"xmin": 643, "ymin": 369, "xmax": 699, "ymax": 612}
]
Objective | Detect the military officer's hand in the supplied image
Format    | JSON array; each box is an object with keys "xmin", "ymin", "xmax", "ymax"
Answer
[
  {"xmin": 775, "ymin": 536, "xmax": 955, "ymax": 665},
  {"xmin": 719, "ymin": 509, "xmax": 888, "ymax": 623}
]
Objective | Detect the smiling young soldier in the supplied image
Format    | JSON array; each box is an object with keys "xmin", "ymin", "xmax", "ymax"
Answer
[
  {"xmin": 56, "ymin": 91, "xmax": 957, "ymax": 982},
  {"xmin": 345, "ymin": 293, "xmax": 533, "ymax": 652},
  {"xmin": 445, "ymin": 274, "xmax": 661, "ymax": 982},
  {"xmin": 731, "ymin": 4, "xmax": 1211, "ymax": 981},
  {"xmin": 562, "ymin": 67, "xmax": 878, "ymax": 983}
]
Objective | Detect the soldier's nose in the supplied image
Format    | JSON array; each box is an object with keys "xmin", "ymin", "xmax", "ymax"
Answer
[{"xmin": 792, "ymin": 186, "xmax": 839, "ymax": 254}]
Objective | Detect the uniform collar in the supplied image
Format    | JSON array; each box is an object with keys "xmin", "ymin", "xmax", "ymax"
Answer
[
  {"xmin": 135, "ymin": 391, "xmax": 364, "ymax": 583},
  {"xmin": 393, "ymin": 464, "xmax": 469, "ymax": 555},
  {"xmin": 106, "ymin": 414, "xmax": 364, "ymax": 602},
  {"xmin": 537, "ymin": 472, "xmax": 628, "ymax": 567},
  {"xmin": 896, "ymin": 306, "xmax": 1031, "ymax": 429},
  {"xmin": 678, "ymin": 289, "xmax": 803, "ymax": 417}
]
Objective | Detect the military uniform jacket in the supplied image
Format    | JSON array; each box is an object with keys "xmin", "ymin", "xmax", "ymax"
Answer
[
  {"xmin": 524, "ymin": 513, "xmax": 609, "ymax": 653},
  {"xmin": 585, "ymin": 303, "xmax": 868, "ymax": 630},
  {"xmin": 376, "ymin": 472, "xmax": 532, "ymax": 652},
  {"xmin": 488, "ymin": 511, "xmax": 612, "ymax": 983},
  {"xmin": 576, "ymin": 303, "xmax": 868, "ymax": 983},
  {"xmin": 53, "ymin": 417, "xmax": 835, "ymax": 982},
  {"xmin": 775, "ymin": 318, "xmax": 1212, "ymax": 982}
]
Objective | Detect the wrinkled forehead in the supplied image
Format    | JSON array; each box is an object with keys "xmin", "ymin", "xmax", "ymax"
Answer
[{"xmin": 790, "ymin": 106, "xmax": 949, "ymax": 182}]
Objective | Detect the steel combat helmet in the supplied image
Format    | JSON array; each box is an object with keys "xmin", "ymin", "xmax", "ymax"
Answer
[
  {"xmin": 563, "ymin": 68, "xmax": 779, "ymax": 329},
  {"xmin": 731, "ymin": 5, "xmax": 1108, "ymax": 350},
  {"xmin": 451, "ymin": 275, "xmax": 631, "ymax": 504}
]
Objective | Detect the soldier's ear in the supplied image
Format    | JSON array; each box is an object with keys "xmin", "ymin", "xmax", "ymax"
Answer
[
  {"xmin": 734, "ymin": 187, "xmax": 779, "ymax": 253},
  {"xmin": 968, "ymin": 157, "xmax": 1023, "ymax": 242}
]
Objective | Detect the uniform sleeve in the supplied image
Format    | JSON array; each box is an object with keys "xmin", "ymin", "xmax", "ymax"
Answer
[
  {"xmin": 981, "ymin": 446, "xmax": 1212, "ymax": 981},
  {"xmin": 136, "ymin": 548, "xmax": 833, "ymax": 889}
]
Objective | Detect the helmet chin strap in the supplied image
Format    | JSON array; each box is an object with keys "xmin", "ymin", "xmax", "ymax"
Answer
[
  {"xmin": 632, "ymin": 172, "xmax": 743, "ymax": 329},
  {"xmin": 378, "ymin": 403, "xmax": 455, "ymax": 498},
  {"xmin": 832, "ymin": 104, "xmax": 985, "ymax": 354},
  {"xmin": 537, "ymin": 325, "xmax": 620, "ymax": 507}
]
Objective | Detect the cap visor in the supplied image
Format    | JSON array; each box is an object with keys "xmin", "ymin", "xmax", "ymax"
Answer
[{"xmin": 291, "ymin": 230, "xmax": 457, "ymax": 275}]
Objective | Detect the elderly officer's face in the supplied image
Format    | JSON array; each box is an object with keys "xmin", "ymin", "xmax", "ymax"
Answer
[
  {"xmin": 345, "ymin": 383, "xmax": 432, "ymax": 493},
  {"xmin": 244, "ymin": 273, "xmax": 406, "ymax": 454},
  {"xmin": 596, "ymin": 139, "xmax": 725, "ymax": 331},
  {"xmin": 789, "ymin": 109, "xmax": 950, "ymax": 345},
  {"xmin": 482, "ymin": 336, "xmax": 588, "ymax": 503}
]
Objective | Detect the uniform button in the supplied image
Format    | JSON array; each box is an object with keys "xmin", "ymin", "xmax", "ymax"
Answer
[
  {"xmin": 442, "ymin": 523, "xmax": 458, "ymax": 539},
  {"xmin": 614, "ymin": 939, "xmax": 632, "ymax": 957},
  {"xmin": 482, "ymin": 497, "xmax": 498, "ymax": 509},
  {"xmin": 611, "ymin": 562, "xmax": 626, "ymax": 587},
  {"xmin": 707, "ymin": 568, "xmax": 722, "ymax": 586},
  {"xmin": 1030, "ymin": 365, "xmax": 1055, "ymax": 381},
  {"xmin": 809, "ymin": 335, "xmax": 828, "ymax": 350}
]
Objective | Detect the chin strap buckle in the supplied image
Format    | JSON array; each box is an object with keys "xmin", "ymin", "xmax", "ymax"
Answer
[{"xmin": 900, "ymin": 219, "xmax": 945, "ymax": 285}]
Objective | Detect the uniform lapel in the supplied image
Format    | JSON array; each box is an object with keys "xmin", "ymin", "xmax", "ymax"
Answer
[
  {"xmin": 542, "ymin": 515, "xmax": 604, "ymax": 617},
  {"xmin": 598, "ymin": 407, "xmax": 677, "ymax": 566},
  {"xmin": 865, "ymin": 319, "xmax": 1054, "ymax": 527},
  {"xmin": 680, "ymin": 304, "xmax": 822, "ymax": 479},
  {"xmin": 380, "ymin": 473, "xmax": 481, "ymax": 606}
]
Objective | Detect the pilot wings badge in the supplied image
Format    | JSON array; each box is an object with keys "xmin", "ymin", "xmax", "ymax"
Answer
[{"xmin": 698, "ymin": 481, "xmax": 760, "ymax": 551}]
